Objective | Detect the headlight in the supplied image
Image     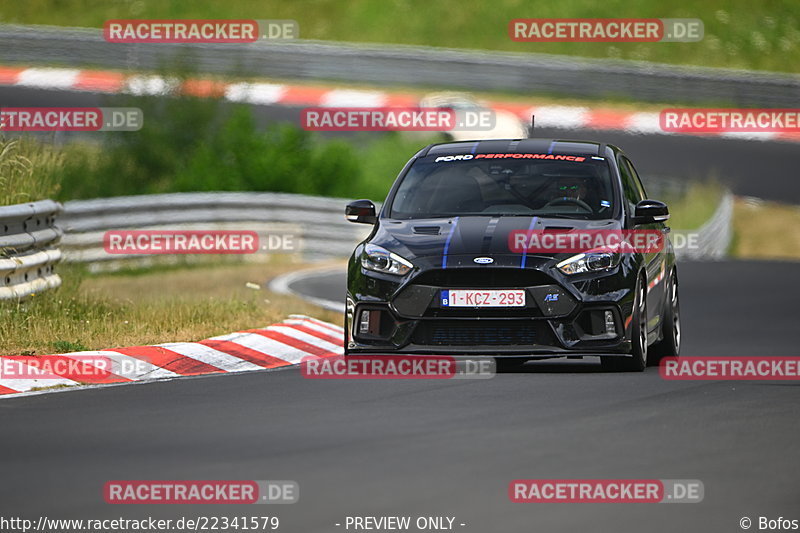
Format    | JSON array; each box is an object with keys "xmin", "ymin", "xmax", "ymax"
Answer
[
  {"xmin": 556, "ymin": 252, "xmax": 621, "ymax": 275},
  {"xmin": 361, "ymin": 244, "xmax": 413, "ymax": 276}
]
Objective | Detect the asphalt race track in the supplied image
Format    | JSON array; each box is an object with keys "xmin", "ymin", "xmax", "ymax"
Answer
[
  {"xmin": 1, "ymin": 261, "xmax": 799, "ymax": 533},
  {"xmin": 2, "ymin": 85, "xmax": 800, "ymax": 533}
]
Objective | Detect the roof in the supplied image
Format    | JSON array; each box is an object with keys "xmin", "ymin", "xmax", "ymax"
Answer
[{"xmin": 422, "ymin": 138, "xmax": 606, "ymax": 157}]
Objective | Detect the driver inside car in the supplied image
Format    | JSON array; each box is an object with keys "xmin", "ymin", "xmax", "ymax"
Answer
[
  {"xmin": 554, "ymin": 176, "xmax": 588, "ymax": 200},
  {"xmin": 543, "ymin": 175, "xmax": 598, "ymax": 213}
]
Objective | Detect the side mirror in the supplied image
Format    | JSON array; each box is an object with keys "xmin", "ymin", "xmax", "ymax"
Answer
[
  {"xmin": 345, "ymin": 199, "xmax": 377, "ymax": 224},
  {"xmin": 632, "ymin": 199, "xmax": 670, "ymax": 225}
]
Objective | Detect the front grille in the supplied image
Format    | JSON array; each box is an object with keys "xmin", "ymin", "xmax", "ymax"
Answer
[
  {"xmin": 411, "ymin": 268, "xmax": 555, "ymax": 288},
  {"xmin": 411, "ymin": 320, "xmax": 554, "ymax": 346},
  {"xmin": 424, "ymin": 306, "xmax": 542, "ymax": 318}
]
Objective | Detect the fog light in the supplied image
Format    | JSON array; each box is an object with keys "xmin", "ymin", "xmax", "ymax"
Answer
[
  {"xmin": 359, "ymin": 310, "xmax": 371, "ymax": 334},
  {"xmin": 604, "ymin": 310, "xmax": 616, "ymax": 336}
]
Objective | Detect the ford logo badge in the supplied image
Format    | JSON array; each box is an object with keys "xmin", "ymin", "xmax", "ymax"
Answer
[{"xmin": 473, "ymin": 257, "xmax": 494, "ymax": 264}]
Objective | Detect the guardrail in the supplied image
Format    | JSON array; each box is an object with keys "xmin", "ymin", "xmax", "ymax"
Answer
[
  {"xmin": 0, "ymin": 199, "xmax": 63, "ymax": 299},
  {"xmin": 674, "ymin": 191, "xmax": 734, "ymax": 261},
  {"xmin": 59, "ymin": 192, "xmax": 373, "ymax": 268},
  {"xmin": 2, "ymin": 24, "xmax": 799, "ymax": 107},
  {"xmin": 59, "ymin": 185, "xmax": 726, "ymax": 264}
]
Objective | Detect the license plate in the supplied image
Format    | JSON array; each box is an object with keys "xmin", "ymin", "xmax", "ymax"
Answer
[{"xmin": 440, "ymin": 289, "xmax": 526, "ymax": 308}]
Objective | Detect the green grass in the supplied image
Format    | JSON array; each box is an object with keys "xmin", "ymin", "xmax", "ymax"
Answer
[
  {"xmin": 1, "ymin": 0, "xmax": 799, "ymax": 73},
  {"xmin": 732, "ymin": 197, "xmax": 800, "ymax": 260},
  {"xmin": 0, "ymin": 138, "xmax": 62, "ymax": 206},
  {"xmin": 51, "ymin": 340, "xmax": 89, "ymax": 352},
  {"xmin": 662, "ymin": 181, "xmax": 724, "ymax": 230},
  {"xmin": 0, "ymin": 261, "xmax": 342, "ymax": 356}
]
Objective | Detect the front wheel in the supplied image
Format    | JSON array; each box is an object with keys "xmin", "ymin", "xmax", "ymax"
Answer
[
  {"xmin": 602, "ymin": 276, "xmax": 647, "ymax": 372},
  {"xmin": 343, "ymin": 315, "xmax": 350, "ymax": 355},
  {"xmin": 649, "ymin": 270, "xmax": 680, "ymax": 364}
]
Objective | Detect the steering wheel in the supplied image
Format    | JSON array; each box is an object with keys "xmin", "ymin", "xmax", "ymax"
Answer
[{"xmin": 542, "ymin": 196, "xmax": 593, "ymax": 213}]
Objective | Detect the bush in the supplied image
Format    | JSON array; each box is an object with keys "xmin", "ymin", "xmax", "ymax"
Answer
[{"xmin": 48, "ymin": 91, "xmax": 443, "ymax": 202}]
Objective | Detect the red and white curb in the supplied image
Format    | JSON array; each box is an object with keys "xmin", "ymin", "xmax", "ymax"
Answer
[
  {"xmin": 2, "ymin": 65, "xmax": 798, "ymax": 144},
  {"xmin": 0, "ymin": 315, "xmax": 343, "ymax": 398}
]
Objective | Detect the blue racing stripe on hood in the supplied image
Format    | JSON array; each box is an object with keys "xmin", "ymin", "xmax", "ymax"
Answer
[
  {"xmin": 520, "ymin": 216, "xmax": 539, "ymax": 268},
  {"xmin": 442, "ymin": 217, "xmax": 460, "ymax": 269}
]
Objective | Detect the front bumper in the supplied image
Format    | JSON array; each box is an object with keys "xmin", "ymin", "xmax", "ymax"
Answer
[{"xmin": 346, "ymin": 257, "xmax": 638, "ymax": 356}]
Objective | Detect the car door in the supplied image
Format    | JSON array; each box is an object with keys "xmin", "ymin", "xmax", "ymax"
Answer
[{"xmin": 618, "ymin": 155, "xmax": 667, "ymax": 337}]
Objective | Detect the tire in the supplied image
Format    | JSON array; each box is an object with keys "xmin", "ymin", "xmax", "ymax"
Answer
[
  {"xmin": 649, "ymin": 269, "xmax": 680, "ymax": 364},
  {"xmin": 343, "ymin": 316, "xmax": 350, "ymax": 356},
  {"xmin": 602, "ymin": 276, "xmax": 647, "ymax": 372}
]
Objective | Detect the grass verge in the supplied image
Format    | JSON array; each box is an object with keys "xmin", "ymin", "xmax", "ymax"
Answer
[
  {"xmin": 0, "ymin": 138, "xmax": 62, "ymax": 206},
  {"xmin": 662, "ymin": 181, "xmax": 724, "ymax": 231},
  {"xmin": 0, "ymin": 259, "xmax": 343, "ymax": 356},
  {"xmin": 732, "ymin": 197, "xmax": 800, "ymax": 260}
]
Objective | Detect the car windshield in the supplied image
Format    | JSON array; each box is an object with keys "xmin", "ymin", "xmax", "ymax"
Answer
[{"xmin": 389, "ymin": 154, "xmax": 616, "ymax": 220}]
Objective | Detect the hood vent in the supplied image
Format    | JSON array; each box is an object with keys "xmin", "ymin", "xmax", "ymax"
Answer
[{"xmin": 413, "ymin": 226, "xmax": 442, "ymax": 235}]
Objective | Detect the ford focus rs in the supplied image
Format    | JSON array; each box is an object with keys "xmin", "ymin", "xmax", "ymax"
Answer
[{"xmin": 344, "ymin": 138, "xmax": 680, "ymax": 371}]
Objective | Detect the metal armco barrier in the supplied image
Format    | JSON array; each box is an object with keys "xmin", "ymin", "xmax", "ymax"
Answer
[
  {"xmin": 60, "ymin": 187, "xmax": 729, "ymax": 263},
  {"xmin": 674, "ymin": 191, "xmax": 734, "ymax": 261},
  {"xmin": 1, "ymin": 24, "xmax": 799, "ymax": 107},
  {"xmin": 59, "ymin": 192, "xmax": 374, "ymax": 266},
  {"xmin": 0, "ymin": 199, "xmax": 63, "ymax": 299}
]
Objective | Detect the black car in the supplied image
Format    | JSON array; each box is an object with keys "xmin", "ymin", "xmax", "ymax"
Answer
[{"xmin": 344, "ymin": 138, "xmax": 680, "ymax": 371}]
